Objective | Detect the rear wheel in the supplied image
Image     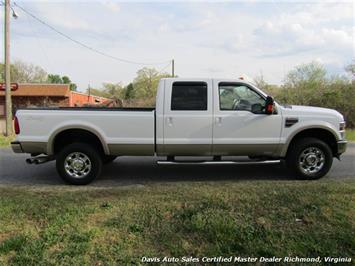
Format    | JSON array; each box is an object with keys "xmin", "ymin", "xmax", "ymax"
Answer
[
  {"xmin": 286, "ymin": 137, "xmax": 333, "ymax": 180},
  {"xmin": 56, "ymin": 143, "xmax": 102, "ymax": 185}
]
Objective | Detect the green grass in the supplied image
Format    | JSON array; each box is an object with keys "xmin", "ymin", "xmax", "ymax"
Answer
[
  {"xmin": 0, "ymin": 181, "xmax": 354, "ymax": 265},
  {"xmin": 346, "ymin": 129, "xmax": 355, "ymax": 142},
  {"xmin": 0, "ymin": 134, "xmax": 14, "ymax": 148}
]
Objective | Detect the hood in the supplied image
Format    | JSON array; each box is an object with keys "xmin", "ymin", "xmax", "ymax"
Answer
[{"xmin": 280, "ymin": 104, "xmax": 344, "ymax": 121}]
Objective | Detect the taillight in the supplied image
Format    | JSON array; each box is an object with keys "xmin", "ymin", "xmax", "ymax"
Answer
[{"xmin": 14, "ymin": 116, "xmax": 20, "ymax": 134}]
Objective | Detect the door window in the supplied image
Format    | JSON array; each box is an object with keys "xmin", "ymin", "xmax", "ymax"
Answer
[
  {"xmin": 171, "ymin": 82, "xmax": 207, "ymax": 111},
  {"xmin": 219, "ymin": 83, "xmax": 265, "ymax": 112}
]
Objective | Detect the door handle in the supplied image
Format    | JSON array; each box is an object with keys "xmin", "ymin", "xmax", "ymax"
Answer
[
  {"xmin": 216, "ymin": 117, "xmax": 222, "ymax": 125},
  {"xmin": 167, "ymin": 117, "xmax": 173, "ymax": 126}
]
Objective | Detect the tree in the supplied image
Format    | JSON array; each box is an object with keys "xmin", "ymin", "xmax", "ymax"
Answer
[
  {"xmin": 0, "ymin": 60, "xmax": 47, "ymax": 83},
  {"xmin": 87, "ymin": 83, "xmax": 125, "ymax": 99},
  {"xmin": 132, "ymin": 67, "xmax": 170, "ymax": 98},
  {"xmin": 47, "ymin": 74, "xmax": 62, "ymax": 84},
  {"xmin": 345, "ymin": 61, "xmax": 355, "ymax": 81},
  {"xmin": 281, "ymin": 61, "xmax": 327, "ymax": 105},
  {"xmin": 86, "ymin": 85, "xmax": 106, "ymax": 97},
  {"xmin": 124, "ymin": 83, "xmax": 135, "ymax": 99},
  {"xmin": 0, "ymin": 60, "xmax": 77, "ymax": 91},
  {"xmin": 253, "ymin": 72, "xmax": 268, "ymax": 90},
  {"xmin": 273, "ymin": 61, "xmax": 355, "ymax": 127},
  {"xmin": 62, "ymin": 76, "xmax": 77, "ymax": 91},
  {"xmin": 101, "ymin": 82, "xmax": 125, "ymax": 99},
  {"xmin": 284, "ymin": 61, "xmax": 327, "ymax": 88},
  {"xmin": 47, "ymin": 74, "xmax": 77, "ymax": 91},
  {"xmin": 61, "ymin": 76, "xmax": 71, "ymax": 84}
]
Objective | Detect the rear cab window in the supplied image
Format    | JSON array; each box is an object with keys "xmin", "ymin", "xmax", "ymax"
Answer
[{"xmin": 171, "ymin": 82, "xmax": 208, "ymax": 111}]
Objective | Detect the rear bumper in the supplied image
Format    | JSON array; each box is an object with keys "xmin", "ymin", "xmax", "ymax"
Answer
[
  {"xmin": 337, "ymin": 140, "xmax": 347, "ymax": 155},
  {"xmin": 11, "ymin": 141, "xmax": 23, "ymax": 153}
]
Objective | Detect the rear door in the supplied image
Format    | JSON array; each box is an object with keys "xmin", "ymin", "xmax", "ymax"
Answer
[{"xmin": 163, "ymin": 79, "xmax": 213, "ymax": 155}]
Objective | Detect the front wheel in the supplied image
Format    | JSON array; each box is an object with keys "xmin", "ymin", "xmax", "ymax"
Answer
[
  {"xmin": 56, "ymin": 143, "xmax": 103, "ymax": 185},
  {"xmin": 286, "ymin": 138, "xmax": 333, "ymax": 180}
]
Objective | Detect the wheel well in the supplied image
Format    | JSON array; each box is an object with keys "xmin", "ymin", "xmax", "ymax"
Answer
[
  {"xmin": 288, "ymin": 128, "xmax": 338, "ymax": 156},
  {"xmin": 53, "ymin": 129, "xmax": 105, "ymax": 155}
]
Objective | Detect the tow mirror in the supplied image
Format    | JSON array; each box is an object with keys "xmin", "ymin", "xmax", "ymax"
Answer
[{"xmin": 265, "ymin": 96, "xmax": 274, "ymax": 115}]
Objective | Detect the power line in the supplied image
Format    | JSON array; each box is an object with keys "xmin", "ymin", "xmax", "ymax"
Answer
[
  {"xmin": 13, "ymin": 2, "xmax": 171, "ymax": 66},
  {"xmin": 24, "ymin": 9, "xmax": 54, "ymax": 73},
  {"xmin": 158, "ymin": 61, "xmax": 172, "ymax": 75}
]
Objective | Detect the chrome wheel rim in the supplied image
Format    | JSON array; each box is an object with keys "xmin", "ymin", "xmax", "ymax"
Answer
[
  {"xmin": 64, "ymin": 152, "xmax": 92, "ymax": 178},
  {"xmin": 298, "ymin": 147, "xmax": 325, "ymax": 175}
]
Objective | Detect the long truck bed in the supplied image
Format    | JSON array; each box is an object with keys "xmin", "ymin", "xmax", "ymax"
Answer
[{"xmin": 14, "ymin": 107, "xmax": 156, "ymax": 156}]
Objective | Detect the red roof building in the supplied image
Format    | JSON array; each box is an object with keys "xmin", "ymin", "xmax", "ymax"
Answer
[{"xmin": 0, "ymin": 83, "xmax": 110, "ymax": 134}]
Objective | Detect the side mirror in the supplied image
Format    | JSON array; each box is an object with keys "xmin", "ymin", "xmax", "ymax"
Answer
[
  {"xmin": 251, "ymin": 103, "xmax": 263, "ymax": 114},
  {"xmin": 265, "ymin": 96, "xmax": 274, "ymax": 115}
]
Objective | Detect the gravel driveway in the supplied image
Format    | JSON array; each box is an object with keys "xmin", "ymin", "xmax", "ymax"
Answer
[{"xmin": 0, "ymin": 143, "xmax": 354, "ymax": 186}]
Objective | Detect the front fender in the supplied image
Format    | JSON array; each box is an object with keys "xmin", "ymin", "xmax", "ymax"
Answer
[{"xmin": 279, "ymin": 121, "xmax": 339, "ymax": 157}]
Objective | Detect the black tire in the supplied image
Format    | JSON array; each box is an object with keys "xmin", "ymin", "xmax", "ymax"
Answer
[
  {"xmin": 56, "ymin": 143, "xmax": 102, "ymax": 185},
  {"xmin": 102, "ymin": 155, "xmax": 117, "ymax": 164},
  {"xmin": 285, "ymin": 137, "xmax": 333, "ymax": 180}
]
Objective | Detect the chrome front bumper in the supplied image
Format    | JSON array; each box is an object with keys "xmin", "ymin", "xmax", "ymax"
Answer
[
  {"xmin": 337, "ymin": 140, "xmax": 347, "ymax": 155},
  {"xmin": 11, "ymin": 141, "xmax": 23, "ymax": 153}
]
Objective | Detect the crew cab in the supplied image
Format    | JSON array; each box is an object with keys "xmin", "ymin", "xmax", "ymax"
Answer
[{"xmin": 11, "ymin": 78, "xmax": 347, "ymax": 185}]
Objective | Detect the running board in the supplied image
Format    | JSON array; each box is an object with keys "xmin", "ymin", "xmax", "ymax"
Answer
[{"xmin": 157, "ymin": 160, "xmax": 281, "ymax": 165}]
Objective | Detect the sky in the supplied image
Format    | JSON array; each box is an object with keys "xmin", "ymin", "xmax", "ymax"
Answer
[{"xmin": 0, "ymin": 0, "xmax": 354, "ymax": 91}]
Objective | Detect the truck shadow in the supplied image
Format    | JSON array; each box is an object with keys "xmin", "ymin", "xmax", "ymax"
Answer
[
  {"xmin": 1, "ymin": 152, "xmax": 295, "ymax": 187},
  {"xmin": 97, "ymin": 157, "xmax": 294, "ymax": 186},
  {"xmin": 3, "ymin": 146, "xmax": 352, "ymax": 186}
]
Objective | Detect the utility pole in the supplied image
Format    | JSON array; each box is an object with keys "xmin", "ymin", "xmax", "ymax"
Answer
[
  {"xmin": 4, "ymin": 0, "xmax": 12, "ymax": 136},
  {"xmin": 171, "ymin": 59, "xmax": 174, "ymax": 77}
]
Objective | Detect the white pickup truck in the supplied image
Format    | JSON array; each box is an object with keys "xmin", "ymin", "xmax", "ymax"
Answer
[{"xmin": 11, "ymin": 78, "xmax": 347, "ymax": 185}]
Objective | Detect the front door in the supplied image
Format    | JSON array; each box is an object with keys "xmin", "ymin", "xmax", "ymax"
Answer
[
  {"xmin": 163, "ymin": 79, "xmax": 213, "ymax": 156},
  {"xmin": 212, "ymin": 81, "xmax": 282, "ymax": 156}
]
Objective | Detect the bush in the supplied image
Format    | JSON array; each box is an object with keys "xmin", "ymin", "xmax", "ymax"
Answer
[
  {"xmin": 273, "ymin": 82, "xmax": 355, "ymax": 128},
  {"xmin": 268, "ymin": 62, "xmax": 355, "ymax": 128}
]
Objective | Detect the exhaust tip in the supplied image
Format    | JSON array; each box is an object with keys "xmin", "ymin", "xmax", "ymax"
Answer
[{"xmin": 26, "ymin": 156, "xmax": 54, "ymax": 165}]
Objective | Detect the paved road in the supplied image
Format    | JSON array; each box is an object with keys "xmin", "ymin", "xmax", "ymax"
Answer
[{"xmin": 0, "ymin": 144, "xmax": 354, "ymax": 186}]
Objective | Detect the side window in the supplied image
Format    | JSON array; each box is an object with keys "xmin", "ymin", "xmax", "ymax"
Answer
[
  {"xmin": 219, "ymin": 83, "xmax": 265, "ymax": 112},
  {"xmin": 171, "ymin": 82, "xmax": 207, "ymax": 111}
]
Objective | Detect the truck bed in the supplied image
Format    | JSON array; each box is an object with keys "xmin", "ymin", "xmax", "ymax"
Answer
[{"xmin": 15, "ymin": 108, "xmax": 156, "ymax": 156}]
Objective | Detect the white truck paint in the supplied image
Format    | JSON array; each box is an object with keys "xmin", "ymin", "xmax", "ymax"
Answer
[{"xmin": 11, "ymin": 78, "xmax": 347, "ymax": 185}]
